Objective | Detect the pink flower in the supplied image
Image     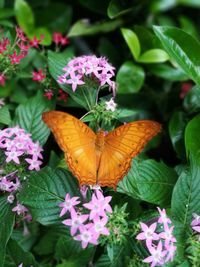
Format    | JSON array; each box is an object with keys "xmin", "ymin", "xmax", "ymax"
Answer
[
  {"xmin": 143, "ymin": 241, "xmax": 167, "ymax": 267},
  {"xmin": 43, "ymin": 89, "xmax": 53, "ymax": 100},
  {"xmin": 157, "ymin": 207, "xmax": 171, "ymax": 225},
  {"xmin": 16, "ymin": 26, "xmax": 27, "ymax": 41},
  {"xmin": 0, "ymin": 73, "xmax": 6, "ymax": 86},
  {"xmin": 12, "ymin": 203, "xmax": 28, "ymax": 215},
  {"xmin": 79, "ymin": 185, "xmax": 88, "ymax": 200},
  {"xmin": 60, "ymin": 36, "xmax": 69, "ymax": 46},
  {"xmin": 9, "ymin": 50, "xmax": 22, "ymax": 64},
  {"xmin": 66, "ymin": 72, "xmax": 85, "ymax": 92},
  {"xmin": 74, "ymin": 224, "xmax": 98, "ymax": 249},
  {"xmin": 0, "ymin": 98, "xmax": 5, "ymax": 108},
  {"xmin": 91, "ymin": 216, "xmax": 109, "ymax": 239},
  {"xmin": 59, "ymin": 193, "xmax": 80, "ymax": 217},
  {"xmin": 58, "ymin": 89, "xmax": 68, "ymax": 102},
  {"xmin": 53, "ymin": 32, "xmax": 62, "ymax": 44},
  {"xmin": 83, "ymin": 189, "xmax": 112, "ymax": 220},
  {"xmin": 29, "ymin": 36, "xmax": 41, "ymax": 48},
  {"xmin": 180, "ymin": 82, "xmax": 193, "ymax": 99},
  {"xmin": 191, "ymin": 212, "xmax": 200, "ymax": 226},
  {"xmin": 136, "ymin": 222, "xmax": 159, "ymax": 248},
  {"xmin": 25, "ymin": 156, "xmax": 43, "ymax": 171},
  {"xmin": 29, "ymin": 141, "xmax": 43, "ymax": 158},
  {"xmin": 32, "ymin": 69, "xmax": 46, "ymax": 82},
  {"xmin": 159, "ymin": 225, "xmax": 176, "ymax": 246},
  {"xmin": 7, "ymin": 194, "xmax": 15, "ymax": 203},
  {"xmin": 5, "ymin": 149, "xmax": 23, "ymax": 164},
  {"xmin": 165, "ymin": 243, "xmax": 177, "ymax": 262},
  {"xmin": 105, "ymin": 98, "xmax": 117, "ymax": 112},
  {"xmin": 62, "ymin": 209, "xmax": 89, "ymax": 236}
]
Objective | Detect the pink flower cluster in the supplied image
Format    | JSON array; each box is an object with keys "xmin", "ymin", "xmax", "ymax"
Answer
[
  {"xmin": 12, "ymin": 201, "xmax": 32, "ymax": 221},
  {"xmin": 58, "ymin": 55, "xmax": 116, "ymax": 94},
  {"xmin": 60, "ymin": 189, "xmax": 112, "ymax": 249},
  {"xmin": 0, "ymin": 26, "xmax": 42, "ymax": 86},
  {"xmin": 136, "ymin": 207, "xmax": 177, "ymax": 267},
  {"xmin": 53, "ymin": 32, "xmax": 69, "ymax": 46},
  {"xmin": 191, "ymin": 212, "xmax": 200, "ymax": 240},
  {"xmin": 0, "ymin": 170, "xmax": 20, "ymax": 193},
  {"xmin": 0, "ymin": 126, "xmax": 43, "ymax": 171},
  {"xmin": 32, "ymin": 69, "xmax": 46, "ymax": 82}
]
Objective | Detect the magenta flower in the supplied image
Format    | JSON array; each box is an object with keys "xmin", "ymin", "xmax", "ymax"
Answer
[
  {"xmin": 62, "ymin": 209, "xmax": 89, "ymax": 236},
  {"xmin": 59, "ymin": 193, "xmax": 80, "ymax": 217},
  {"xmin": 136, "ymin": 222, "xmax": 159, "ymax": 248},
  {"xmin": 83, "ymin": 189, "xmax": 112, "ymax": 220},
  {"xmin": 9, "ymin": 50, "xmax": 22, "ymax": 64},
  {"xmin": 143, "ymin": 241, "xmax": 167, "ymax": 267},
  {"xmin": 0, "ymin": 73, "xmax": 6, "ymax": 86},
  {"xmin": 32, "ymin": 69, "xmax": 46, "ymax": 82},
  {"xmin": 74, "ymin": 224, "xmax": 98, "ymax": 249}
]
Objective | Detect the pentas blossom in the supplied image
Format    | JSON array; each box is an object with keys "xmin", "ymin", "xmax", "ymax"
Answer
[
  {"xmin": 0, "ymin": 126, "xmax": 43, "ymax": 171},
  {"xmin": 105, "ymin": 98, "xmax": 117, "ymax": 112},
  {"xmin": 43, "ymin": 89, "xmax": 54, "ymax": 100},
  {"xmin": 0, "ymin": 172, "xmax": 20, "ymax": 193},
  {"xmin": 12, "ymin": 202, "xmax": 32, "ymax": 221},
  {"xmin": 58, "ymin": 89, "xmax": 68, "ymax": 102},
  {"xmin": 0, "ymin": 73, "xmax": 6, "ymax": 86},
  {"xmin": 191, "ymin": 212, "xmax": 200, "ymax": 241},
  {"xmin": 60, "ymin": 189, "xmax": 112, "ymax": 249},
  {"xmin": 32, "ymin": 69, "xmax": 46, "ymax": 82},
  {"xmin": 136, "ymin": 207, "xmax": 177, "ymax": 266},
  {"xmin": 0, "ymin": 98, "xmax": 5, "ymax": 108},
  {"xmin": 53, "ymin": 32, "xmax": 69, "ymax": 46},
  {"xmin": 58, "ymin": 55, "xmax": 116, "ymax": 96}
]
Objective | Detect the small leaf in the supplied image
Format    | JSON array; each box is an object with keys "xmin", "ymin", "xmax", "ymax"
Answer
[
  {"xmin": 121, "ymin": 28, "xmax": 141, "ymax": 60},
  {"xmin": 183, "ymin": 86, "xmax": 200, "ymax": 114},
  {"xmin": 138, "ymin": 49, "xmax": 169, "ymax": 63},
  {"xmin": 116, "ymin": 61, "xmax": 145, "ymax": 94},
  {"xmin": 0, "ymin": 8, "xmax": 15, "ymax": 19},
  {"xmin": 0, "ymin": 196, "xmax": 15, "ymax": 267},
  {"xmin": 185, "ymin": 113, "xmax": 200, "ymax": 164},
  {"xmin": 117, "ymin": 158, "xmax": 177, "ymax": 205},
  {"xmin": 168, "ymin": 111, "xmax": 187, "ymax": 159},
  {"xmin": 15, "ymin": 0, "xmax": 35, "ymax": 35},
  {"xmin": 13, "ymin": 90, "xmax": 55, "ymax": 146},
  {"xmin": 107, "ymin": 0, "xmax": 133, "ymax": 19},
  {"xmin": 18, "ymin": 167, "xmax": 81, "ymax": 225},
  {"xmin": 0, "ymin": 105, "xmax": 11, "ymax": 125},
  {"xmin": 154, "ymin": 26, "xmax": 200, "ymax": 86},
  {"xmin": 68, "ymin": 19, "xmax": 122, "ymax": 37}
]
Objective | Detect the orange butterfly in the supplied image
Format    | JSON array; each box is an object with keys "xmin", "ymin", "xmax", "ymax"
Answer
[{"xmin": 42, "ymin": 111, "xmax": 161, "ymax": 189}]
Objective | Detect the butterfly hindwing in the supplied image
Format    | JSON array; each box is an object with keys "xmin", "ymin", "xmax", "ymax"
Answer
[
  {"xmin": 42, "ymin": 111, "xmax": 97, "ymax": 185},
  {"xmin": 97, "ymin": 121, "xmax": 161, "ymax": 188}
]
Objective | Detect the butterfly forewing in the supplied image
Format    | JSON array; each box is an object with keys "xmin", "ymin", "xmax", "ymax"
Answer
[
  {"xmin": 97, "ymin": 120, "xmax": 161, "ymax": 188},
  {"xmin": 42, "ymin": 111, "xmax": 97, "ymax": 185}
]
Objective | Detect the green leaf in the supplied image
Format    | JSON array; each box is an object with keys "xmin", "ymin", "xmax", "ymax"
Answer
[
  {"xmin": 107, "ymin": 0, "xmax": 133, "ymax": 19},
  {"xmin": 121, "ymin": 28, "xmax": 141, "ymax": 60},
  {"xmin": 55, "ymin": 236, "xmax": 93, "ymax": 265},
  {"xmin": 149, "ymin": 63, "xmax": 188, "ymax": 81},
  {"xmin": 0, "ymin": 196, "xmax": 15, "ymax": 267},
  {"xmin": 13, "ymin": 90, "xmax": 55, "ymax": 146},
  {"xmin": 179, "ymin": 15, "xmax": 199, "ymax": 39},
  {"xmin": 150, "ymin": 0, "xmax": 177, "ymax": 12},
  {"xmin": 168, "ymin": 111, "xmax": 187, "ymax": 159},
  {"xmin": 5, "ymin": 239, "xmax": 37, "ymax": 267},
  {"xmin": 185, "ymin": 113, "xmax": 200, "ymax": 164},
  {"xmin": 171, "ymin": 157, "xmax": 200, "ymax": 229},
  {"xmin": 18, "ymin": 167, "xmax": 81, "ymax": 225},
  {"xmin": 117, "ymin": 158, "xmax": 177, "ymax": 205},
  {"xmin": 183, "ymin": 86, "xmax": 200, "ymax": 114},
  {"xmin": 29, "ymin": 27, "xmax": 52, "ymax": 46},
  {"xmin": 178, "ymin": 0, "xmax": 200, "ymax": 7},
  {"xmin": 153, "ymin": 26, "xmax": 200, "ymax": 87},
  {"xmin": 138, "ymin": 49, "xmax": 169, "ymax": 63},
  {"xmin": 0, "ymin": 105, "xmax": 11, "ymax": 125},
  {"xmin": 116, "ymin": 61, "xmax": 145, "ymax": 94},
  {"xmin": 15, "ymin": 0, "xmax": 35, "ymax": 35},
  {"xmin": 0, "ymin": 8, "xmax": 15, "ymax": 19},
  {"xmin": 68, "ymin": 19, "xmax": 122, "ymax": 37}
]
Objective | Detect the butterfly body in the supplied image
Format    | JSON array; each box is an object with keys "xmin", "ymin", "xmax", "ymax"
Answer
[{"xmin": 43, "ymin": 111, "xmax": 161, "ymax": 189}]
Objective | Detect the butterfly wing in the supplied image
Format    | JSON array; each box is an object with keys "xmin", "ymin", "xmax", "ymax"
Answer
[
  {"xmin": 97, "ymin": 120, "xmax": 161, "ymax": 188},
  {"xmin": 42, "ymin": 111, "xmax": 97, "ymax": 185}
]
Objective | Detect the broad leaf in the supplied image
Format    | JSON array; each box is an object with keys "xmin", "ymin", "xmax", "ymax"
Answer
[
  {"xmin": 183, "ymin": 86, "xmax": 200, "ymax": 114},
  {"xmin": 18, "ymin": 167, "xmax": 81, "ymax": 225},
  {"xmin": 117, "ymin": 158, "xmax": 177, "ymax": 205},
  {"xmin": 116, "ymin": 61, "xmax": 145, "ymax": 94},
  {"xmin": 138, "ymin": 49, "xmax": 169, "ymax": 63},
  {"xmin": 185, "ymin": 113, "xmax": 200, "ymax": 164},
  {"xmin": 13, "ymin": 90, "xmax": 55, "ymax": 146},
  {"xmin": 0, "ymin": 105, "xmax": 11, "ymax": 125},
  {"xmin": 0, "ymin": 196, "xmax": 15, "ymax": 267},
  {"xmin": 154, "ymin": 26, "xmax": 200, "ymax": 86},
  {"xmin": 121, "ymin": 28, "xmax": 141, "ymax": 60}
]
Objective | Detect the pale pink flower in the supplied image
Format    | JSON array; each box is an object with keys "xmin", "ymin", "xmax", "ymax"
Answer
[
  {"xmin": 12, "ymin": 203, "xmax": 28, "ymax": 215},
  {"xmin": 59, "ymin": 193, "xmax": 80, "ymax": 217},
  {"xmin": 29, "ymin": 141, "xmax": 43, "ymax": 159},
  {"xmin": 157, "ymin": 207, "xmax": 171, "ymax": 225},
  {"xmin": 62, "ymin": 209, "xmax": 88, "ymax": 236},
  {"xmin": 79, "ymin": 185, "xmax": 88, "ymax": 200},
  {"xmin": 159, "ymin": 225, "xmax": 176, "ymax": 246},
  {"xmin": 143, "ymin": 241, "xmax": 167, "ymax": 267},
  {"xmin": 66, "ymin": 72, "xmax": 85, "ymax": 92},
  {"xmin": 136, "ymin": 222, "xmax": 159, "ymax": 248},
  {"xmin": 74, "ymin": 224, "xmax": 98, "ymax": 249},
  {"xmin": 165, "ymin": 243, "xmax": 177, "ymax": 262},
  {"xmin": 91, "ymin": 216, "xmax": 109, "ymax": 239},
  {"xmin": 0, "ymin": 98, "xmax": 5, "ymax": 107},
  {"xmin": 191, "ymin": 212, "xmax": 200, "ymax": 226},
  {"xmin": 7, "ymin": 194, "xmax": 15, "ymax": 203},
  {"xmin": 192, "ymin": 226, "xmax": 200, "ymax": 233},
  {"xmin": 5, "ymin": 149, "xmax": 23, "ymax": 164},
  {"xmin": 25, "ymin": 156, "xmax": 42, "ymax": 171},
  {"xmin": 105, "ymin": 98, "xmax": 117, "ymax": 112}
]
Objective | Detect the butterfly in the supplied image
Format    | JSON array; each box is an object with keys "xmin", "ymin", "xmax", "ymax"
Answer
[{"xmin": 42, "ymin": 111, "xmax": 161, "ymax": 189}]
